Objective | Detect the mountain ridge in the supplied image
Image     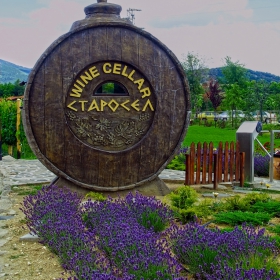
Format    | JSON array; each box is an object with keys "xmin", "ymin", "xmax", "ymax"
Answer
[
  {"xmin": 0, "ymin": 59, "xmax": 31, "ymax": 84},
  {"xmin": 209, "ymin": 67, "xmax": 280, "ymax": 83},
  {"xmin": 1, "ymin": 59, "xmax": 280, "ymax": 84}
]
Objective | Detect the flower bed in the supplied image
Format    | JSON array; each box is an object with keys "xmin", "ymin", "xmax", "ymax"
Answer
[{"xmin": 21, "ymin": 185, "xmax": 280, "ymax": 280}]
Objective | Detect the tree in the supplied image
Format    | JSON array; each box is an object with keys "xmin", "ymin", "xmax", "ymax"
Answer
[
  {"xmin": 0, "ymin": 80, "xmax": 25, "ymax": 98},
  {"xmin": 249, "ymin": 80, "xmax": 271, "ymax": 122},
  {"xmin": 220, "ymin": 57, "xmax": 249, "ymax": 125},
  {"xmin": 206, "ymin": 79, "xmax": 223, "ymax": 111},
  {"xmin": 222, "ymin": 83, "xmax": 245, "ymax": 127},
  {"xmin": 220, "ymin": 56, "xmax": 248, "ymax": 88},
  {"xmin": 181, "ymin": 53, "xmax": 208, "ymax": 115},
  {"xmin": 0, "ymin": 100, "xmax": 17, "ymax": 146}
]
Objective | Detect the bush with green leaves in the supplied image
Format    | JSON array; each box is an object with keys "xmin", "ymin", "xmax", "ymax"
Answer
[
  {"xmin": 223, "ymin": 195, "xmax": 249, "ymax": 211},
  {"xmin": 84, "ymin": 191, "xmax": 106, "ymax": 202},
  {"xmin": 251, "ymin": 201, "xmax": 280, "ymax": 217},
  {"xmin": 166, "ymin": 154, "xmax": 186, "ymax": 171},
  {"xmin": 268, "ymin": 225, "xmax": 280, "ymax": 235},
  {"xmin": 223, "ymin": 193, "xmax": 271, "ymax": 212},
  {"xmin": 0, "ymin": 99, "xmax": 17, "ymax": 145},
  {"xmin": 167, "ymin": 186, "xmax": 200, "ymax": 223},
  {"xmin": 214, "ymin": 211, "xmax": 271, "ymax": 226},
  {"xmin": 242, "ymin": 192, "xmax": 271, "ymax": 206},
  {"xmin": 168, "ymin": 185, "xmax": 198, "ymax": 209}
]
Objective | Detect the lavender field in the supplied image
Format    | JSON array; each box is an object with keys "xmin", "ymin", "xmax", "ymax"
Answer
[{"xmin": 21, "ymin": 185, "xmax": 280, "ymax": 280}]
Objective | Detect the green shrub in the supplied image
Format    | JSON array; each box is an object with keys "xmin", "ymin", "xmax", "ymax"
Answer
[
  {"xmin": 251, "ymin": 201, "xmax": 280, "ymax": 217},
  {"xmin": 137, "ymin": 211, "xmax": 168, "ymax": 233},
  {"xmin": 214, "ymin": 211, "xmax": 271, "ymax": 226},
  {"xmin": 224, "ymin": 195, "xmax": 249, "ymax": 211},
  {"xmin": 19, "ymin": 120, "xmax": 36, "ymax": 159},
  {"xmin": 0, "ymin": 100, "xmax": 17, "ymax": 145},
  {"xmin": 172, "ymin": 207, "xmax": 197, "ymax": 224},
  {"xmin": 12, "ymin": 185, "xmax": 43, "ymax": 196},
  {"xmin": 166, "ymin": 155, "xmax": 185, "ymax": 171},
  {"xmin": 242, "ymin": 192, "xmax": 270, "ymax": 206},
  {"xmin": 85, "ymin": 192, "xmax": 106, "ymax": 201},
  {"xmin": 270, "ymin": 235, "xmax": 280, "ymax": 248},
  {"xmin": 197, "ymin": 198, "xmax": 225, "ymax": 214},
  {"xmin": 268, "ymin": 225, "xmax": 280, "ymax": 235},
  {"xmin": 168, "ymin": 186, "xmax": 198, "ymax": 209}
]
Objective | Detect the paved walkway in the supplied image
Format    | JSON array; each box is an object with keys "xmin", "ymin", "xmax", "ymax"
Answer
[
  {"xmin": 0, "ymin": 155, "xmax": 279, "ymax": 215},
  {"xmin": 0, "ymin": 155, "xmax": 280, "ymax": 193}
]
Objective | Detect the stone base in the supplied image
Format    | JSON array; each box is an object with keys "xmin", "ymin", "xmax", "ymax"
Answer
[{"xmin": 50, "ymin": 176, "xmax": 171, "ymax": 198}]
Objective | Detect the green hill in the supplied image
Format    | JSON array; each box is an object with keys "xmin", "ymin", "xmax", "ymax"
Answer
[
  {"xmin": 209, "ymin": 67, "xmax": 280, "ymax": 83},
  {"xmin": 1, "ymin": 58, "xmax": 280, "ymax": 84},
  {"xmin": 0, "ymin": 59, "xmax": 31, "ymax": 84}
]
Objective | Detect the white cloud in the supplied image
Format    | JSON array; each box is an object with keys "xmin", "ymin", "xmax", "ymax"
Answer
[{"xmin": 0, "ymin": 0, "xmax": 279, "ymax": 76}]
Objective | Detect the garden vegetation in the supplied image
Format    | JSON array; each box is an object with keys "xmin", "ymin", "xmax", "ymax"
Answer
[{"xmin": 21, "ymin": 185, "xmax": 280, "ymax": 280}]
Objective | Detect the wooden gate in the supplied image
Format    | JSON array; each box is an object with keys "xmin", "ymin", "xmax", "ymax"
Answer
[{"xmin": 185, "ymin": 141, "xmax": 245, "ymax": 188}]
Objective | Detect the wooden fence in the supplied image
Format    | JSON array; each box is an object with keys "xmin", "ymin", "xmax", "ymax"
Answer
[{"xmin": 185, "ymin": 141, "xmax": 245, "ymax": 189}]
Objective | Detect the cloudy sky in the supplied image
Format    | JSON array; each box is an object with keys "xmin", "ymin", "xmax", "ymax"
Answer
[{"xmin": 1, "ymin": 0, "xmax": 280, "ymax": 75}]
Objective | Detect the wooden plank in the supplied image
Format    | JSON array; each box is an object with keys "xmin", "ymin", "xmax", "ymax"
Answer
[
  {"xmin": 185, "ymin": 154, "xmax": 190, "ymax": 185},
  {"xmin": 202, "ymin": 142, "xmax": 207, "ymax": 184},
  {"xmin": 29, "ymin": 66, "xmax": 45, "ymax": 156},
  {"xmin": 107, "ymin": 27, "xmax": 122, "ymax": 61},
  {"xmin": 235, "ymin": 141, "xmax": 240, "ymax": 181},
  {"xmin": 218, "ymin": 142, "xmax": 223, "ymax": 182},
  {"xmin": 196, "ymin": 142, "xmax": 201, "ymax": 184},
  {"xmin": 63, "ymin": 128, "xmax": 83, "ymax": 182},
  {"xmin": 121, "ymin": 28, "xmax": 139, "ymax": 66},
  {"xmin": 98, "ymin": 154, "xmax": 118, "ymax": 188},
  {"xmin": 229, "ymin": 142, "xmax": 235, "ymax": 181},
  {"xmin": 190, "ymin": 142, "xmax": 195, "ymax": 185},
  {"xmin": 120, "ymin": 149, "xmax": 141, "ymax": 187},
  {"xmin": 240, "ymin": 152, "xmax": 245, "ymax": 187},
  {"xmin": 80, "ymin": 146, "xmax": 99, "ymax": 186},
  {"xmin": 60, "ymin": 30, "xmax": 90, "ymax": 180},
  {"xmin": 88, "ymin": 27, "xmax": 108, "ymax": 61},
  {"xmin": 214, "ymin": 153, "xmax": 218, "ymax": 190},
  {"xmin": 208, "ymin": 142, "xmax": 213, "ymax": 183},
  {"xmin": 224, "ymin": 142, "xmax": 229, "ymax": 182},
  {"xmin": 151, "ymin": 48, "xmax": 173, "ymax": 171},
  {"xmin": 44, "ymin": 47, "xmax": 65, "ymax": 169}
]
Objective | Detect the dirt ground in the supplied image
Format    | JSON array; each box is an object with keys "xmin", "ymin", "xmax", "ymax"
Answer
[
  {"xmin": 0, "ymin": 187, "xmax": 73, "ymax": 280},
  {"xmin": 1, "ymin": 183, "xmax": 279, "ymax": 280}
]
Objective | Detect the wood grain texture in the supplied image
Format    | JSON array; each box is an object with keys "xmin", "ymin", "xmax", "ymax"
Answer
[{"xmin": 23, "ymin": 21, "xmax": 190, "ymax": 191}]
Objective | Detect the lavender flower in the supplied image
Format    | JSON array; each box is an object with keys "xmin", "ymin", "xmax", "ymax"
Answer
[
  {"xmin": 169, "ymin": 223, "xmax": 279, "ymax": 278},
  {"xmin": 254, "ymin": 153, "xmax": 270, "ymax": 177}
]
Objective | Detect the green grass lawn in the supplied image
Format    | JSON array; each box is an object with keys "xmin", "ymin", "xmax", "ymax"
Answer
[
  {"xmin": 2, "ymin": 123, "xmax": 280, "ymax": 160},
  {"xmin": 183, "ymin": 124, "xmax": 280, "ymax": 149}
]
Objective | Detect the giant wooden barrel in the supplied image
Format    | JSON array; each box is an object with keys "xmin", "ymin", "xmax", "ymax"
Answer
[{"xmin": 23, "ymin": 0, "xmax": 191, "ymax": 191}]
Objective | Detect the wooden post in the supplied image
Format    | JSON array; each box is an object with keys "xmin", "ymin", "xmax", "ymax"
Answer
[
  {"xmin": 213, "ymin": 153, "xmax": 218, "ymax": 190},
  {"xmin": 202, "ymin": 142, "xmax": 207, "ymax": 184},
  {"xmin": 185, "ymin": 154, "xmax": 190, "ymax": 185},
  {"xmin": 196, "ymin": 142, "xmax": 202, "ymax": 184},
  {"xmin": 240, "ymin": 152, "xmax": 245, "ymax": 187},
  {"xmin": 8, "ymin": 145, "xmax": 13, "ymax": 156},
  {"xmin": 229, "ymin": 141, "xmax": 234, "ymax": 182},
  {"xmin": 16, "ymin": 99, "xmax": 21, "ymax": 159},
  {"xmin": 208, "ymin": 142, "xmax": 213, "ymax": 183},
  {"xmin": 235, "ymin": 141, "xmax": 240, "ymax": 181},
  {"xmin": 224, "ymin": 141, "xmax": 229, "ymax": 182},
  {"xmin": 218, "ymin": 142, "xmax": 223, "ymax": 182},
  {"xmin": 190, "ymin": 143, "xmax": 195, "ymax": 185}
]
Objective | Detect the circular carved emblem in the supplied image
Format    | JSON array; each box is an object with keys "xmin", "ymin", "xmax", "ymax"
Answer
[{"xmin": 65, "ymin": 61, "xmax": 156, "ymax": 152}]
